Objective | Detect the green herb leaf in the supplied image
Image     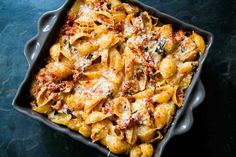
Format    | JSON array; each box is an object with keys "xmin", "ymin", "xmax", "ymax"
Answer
[
  {"xmin": 159, "ymin": 40, "xmax": 166, "ymax": 47},
  {"xmin": 67, "ymin": 108, "xmax": 72, "ymax": 114},
  {"xmin": 51, "ymin": 100, "xmax": 57, "ymax": 106},
  {"xmin": 155, "ymin": 40, "xmax": 166, "ymax": 54},
  {"xmin": 87, "ymin": 54, "xmax": 93, "ymax": 60},
  {"xmin": 107, "ymin": 2, "xmax": 112, "ymax": 9},
  {"xmin": 54, "ymin": 110, "xmax": 58, "ymax": 115},
  {"xmin": 179, "ymin": 46, "xmax": 185, "ymax": 53},
  {"xmin": 107, "ymin": 91, "xmax": 113, "ymax": 98},
  {"xmin": 134, "ymin": 11, "xmax": 142, "ymax": 17}
]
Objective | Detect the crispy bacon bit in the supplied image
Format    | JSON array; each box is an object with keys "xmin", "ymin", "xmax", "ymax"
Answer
[
  {"xmin": 101, "ymin": 100, "xmax": 113, "ymax": 114},
  {"xmin": 35, "ymin": 83, "xmax": 41, "ymax": 95},
  {"xmin": 137, "ymin": 44, "xmax": 144, "ymax": 53},
  {"xmin": 136, "ymin": 68, "xmax": 144, "ymax": 79},
  {"xmin": 45, "ymin": 89, "xmax": 52, "ymax": 98},
  {"xmin": 127, "ymin": 96, "xmax": 135, "ymax": 103},
  {"xmin": 101, "ymin": 3, "xmax": 109, "ymax": 11},
  {"xmin": 142, "ymin": 61, "xmax": 155, "ymax": 69},
  {"xmin": 36, "ymin": 69, "xmax": 47, "ymax": 83},
  {"xmin": 42, "ymin": 83, "xmax": 59, "ymax": 98},
  {"xmin": 50, "ymin": 72, "xmax": 59, "ymax": 81},
  {"xmin": 142, "ymin": 37, "xmax": 149, "ymax": 45},
  {"xmin": 72, "ymin": 71, "xmax": 82, "ymax": 82},
  {"xmin": 94, "ymin": 4, "xmax": 101, "ymax": 11},
  {"xmin": 62, "ymin": 25, "xmax": 77, "ymax": 36},
  {"xmin": 66, "ymin": 16, "xmax": 75, "ymax": 26},
  {"xmin": 174, "ymin": 30, "xmax": 185, "ymax": 42},
  {"xmin": 60, "ymin": 81, "xmax": 67, "ymax": 90},
  {"xmin": 145, "ymin": 97, "xmax": 153, "ymax": 104},
  {"xmin": 156, "ymin": 112, "xmax": 161, "ymax": 118},
  {"xmin": 146, "ymin": 99, "xmax": 155, "ymax": 113},
  {"xmin": 116, "ymin": 116, "xmax": 139, "ymax": 130},
  {"xmin": 133, "ymin": 27, "xmax": 141, "ymax": 34},
  {"xmin": 103, "ymin": 106, "xmax": 111, "ymax": 114},
  {"xmin": 122, "ymin": 82, "xmax": 133, "ymax": 93},
  {"xmin": 130, "ymin": 43, "xmax": 155, "ymax": 71},
  {"xmin": 47, "ymin": 82, "xmax": 58, "ymax": 91},
  {"xmin": 170, "ymin": 35, "xmax": 178, "ymax": 44},
  {"xmin": 114, "ymin": 22, "xmax": 124, "ymax": 33},
  {"xmin": 121, "ymin": 81, "xmax": 139, "ymax": 96},
  {"xmin": 103, "ymin": 105, "xmax": 112, "ymax": 114},
  {"xmin": 151, "ymin": 31, "xmax": 160, "ymax": 40},
  {"xmin": 94, "ymin": 2, "xmax": 108, "ymax": 11},
  {"xmin": 62, "ymin": 16, "xmax": 77, "ymax": 36}
]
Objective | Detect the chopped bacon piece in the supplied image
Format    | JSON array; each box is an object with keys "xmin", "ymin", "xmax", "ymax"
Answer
[
  {"xmin": 62, "ymin": 16, "xmax": 77, "ymax": 36},
  {"xmin": 116, "ymin": 116, "xmax": 139, "ymax": 130},
  {"xmin": 121, "ymin": 81, "xmax": 139, "ymax": 96},
  {"xmin": 66, "ymin": 16, "xmax": 75, "ymax": 26},
  {"xmin": 102, "ymin": 104, "xmax": 113, "ymax": 114},
  {"xmin": 62, "ymin": 25, "xmax": 77, "ymax": 36},
  {"xmin": 47, "ymin": 82, "xmax": 58, "ymax": 91},
  {"xmin": 174, "ymin": 30, "xmax": 185, "ymax": 42},
  {"xmin": 94, "ymin": 2, "xmax": 108, "ymax": 11},
  {"xmin": 151, "ymin": 31, "xmax": 160, "ymax": 40},
  {"xmin": 114, "ymin": 22, "xmax": 124, "ymax": 33},
  {"xmin": 72, "ymin": 71, "xmax": 82, "ymax": 82},
  {"xmin": 133, "ymin": 27, "xmax": 141, "ymax": 34},
  {"xmin": 35, "ymin": 84, "xmax": 40, "ymax": 94}
]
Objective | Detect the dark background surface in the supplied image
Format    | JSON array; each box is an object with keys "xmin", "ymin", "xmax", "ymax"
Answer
[{"xmin": 0, "ymin": 0, "xmax": 236, "ymax": 157}]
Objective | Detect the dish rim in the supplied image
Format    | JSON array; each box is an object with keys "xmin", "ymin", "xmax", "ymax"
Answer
[{"xmin": 12, "ymin": 0, "xmax": 214, "ymax": 156}]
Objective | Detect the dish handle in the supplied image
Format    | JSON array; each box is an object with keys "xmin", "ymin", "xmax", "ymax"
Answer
[
  {"xmin": 173, "ymin": 79, "xmax": 205, "ymax": 136},
  {"xmin": 24, "ymin": 10, "xmax": 59, "ymax": 66}
]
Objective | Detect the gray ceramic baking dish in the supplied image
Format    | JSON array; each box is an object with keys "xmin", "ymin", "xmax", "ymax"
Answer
[{"xmin": 12, "ymin": 0, "xmax": 213, "ymax": 156}]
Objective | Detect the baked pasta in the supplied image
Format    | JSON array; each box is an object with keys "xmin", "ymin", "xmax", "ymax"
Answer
[{"xmin": 30, "ymin": 0, "xmax": 206, "ymax": 156}]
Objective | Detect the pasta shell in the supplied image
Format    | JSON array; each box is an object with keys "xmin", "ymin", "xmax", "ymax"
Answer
[
  {"xmin": 191, "ymin": 31, "xmax": 206, "ymax": 55},
  {"xmin": 100, "ymin": 135, "xmax": 131, "ymax": 154},
  {"xmin": 85, "ymin": 111, "xmax": 108, "ymax": 124},
  {"xmin": 159, "ymin": 57, "xmax": 177, "ymax": 79},
  {"xmin": 113, "ymin": 97, "xmax": 131, "ymax": 120},
  {"xmin": 154, "ymin": 102, "xmax": 176, "ymax": 129}
]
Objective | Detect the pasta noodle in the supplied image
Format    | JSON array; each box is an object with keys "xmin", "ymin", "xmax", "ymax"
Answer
[{"xmin": 29, "ymin": 0, "xmax": 206, "ymax": 156}]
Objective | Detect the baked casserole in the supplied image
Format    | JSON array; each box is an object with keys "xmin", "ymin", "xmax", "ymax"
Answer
[{"xmin": 29, "ymin": 0, "xmax": 206, "ymax": 156}]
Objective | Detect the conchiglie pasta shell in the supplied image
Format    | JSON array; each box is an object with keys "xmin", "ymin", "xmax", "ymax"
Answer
[
  {"xmin": 32, "ymin": 103, "xmax": 52, "ymax": 114},
  {"xmin": 49, "ymin": 43, "xmax": 61, "ymax": 62},
  {"xmin": 100, "ymin": 135, "xmax": 130, "ymax": 154},
  {"xmin": 113, "ymin": 97, "xmax": 131, "ymax": 120},
  {"xmin": 49, "ymin": 112, "xmax": 72, "ymax": 125},
  {"xmin": 191, "ymin": 31, "xmax": 206, "ymax": 55},
  {"xmin": 172, "ymin": 86, "xmax": 184, "ymax": 107},
  {"xmin": 139, "ymin": 144, "xmax": 154, "ymax": 157},
  {"xmin": 79, "ymin": 122, "xmax": 92, "ymax": 137},
  {"xmin": 125, "ymin": 127, "xmax": 137, "ymax": 145},
  {"xmin": 85, "ymin": 111, "xmax": 108, "ymax": 124},
  {"xmin": 154, "ymin": 102, "xmax": 176, "ymax": 129},
  {"xmin": 136, "ymin": 125, "xmax": 155, "ymax": 143},
  {"xmin": 159, "ymin": 24, "xmax": 173, "ymax": 38},
  {"xmin": 67, "ymin": 118, "xmax": 82, "ymax": 131},
  {"xmin": 91, "ymin": 120, "xmax": 110, "ymax": 142},
  {"xmin": 159, "ymin": 57, "xmax": 177, "ymax": 79},
  {"xmin": 47, "ymin": 62, "xmax": 73, "ymax": 79}
]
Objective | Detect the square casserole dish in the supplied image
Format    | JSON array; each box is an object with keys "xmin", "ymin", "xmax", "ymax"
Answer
[{"xmin": 12, "ymin": 0, "xmax": 213, "ymax": 156}]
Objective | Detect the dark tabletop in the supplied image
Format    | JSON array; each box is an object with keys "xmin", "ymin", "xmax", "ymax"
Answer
[{"xmin": 0, "ymin": 0, "xmax": 236, "ymax": 157}]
